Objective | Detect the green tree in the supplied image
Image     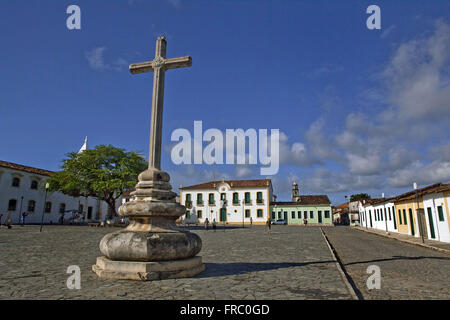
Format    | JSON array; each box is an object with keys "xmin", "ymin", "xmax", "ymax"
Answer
[
  {"xmin": 48, "ymin": 145, "xmax": 147, "ymax": 219},
  {"xmin": 350, "ymin": 193, "xmax": 371, "ymax": 202}
]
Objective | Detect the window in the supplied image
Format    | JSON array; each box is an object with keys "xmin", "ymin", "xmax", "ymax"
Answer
[
  {"xmin": 257, "ymin": 192, "xmax": 263, "ymax": 204},
  {"xmin": 244, "ymin": 192, "xmax": 251, "ymax": 204},
  {"xmin": 310, "ymin": 211, "xmax": 314, "ymax": 219},
  {"xmin": 297, "ymin": 211, "xmax": 301, "ymax": 219},
  {"xmin": 403, "ymin": 209, "xmax": 407, "ymax": 224},
  {"xmin": 88, "ymin": 207, "xmax": 93, "ymax": 219},
  {"xmin": 325, "ymin": 210, "xmax": 330, "ymax": 218},
  {"xmin": 197, "ymin": 210, "xmax": 202, "ymax": 219},
  {"xmin": 437, "ymin": 206, "xmax": 445, "ymax": 221},
  {"xmin": 304, "ymin": 211, "xmax": 307, "ymax": 219},
  {"xmin": 381, "ymin": 209, "xmax": 384, "ymax": 221},
  {"xmin": 30, "ymin": 180, "xmax": 38, "ymax": 190},
  {"xmin": 197, "ymin": 193, "xmax": 203, "ymax": 205},
  {"xmin": 45, "ymin": 202, "xmax": 52, "ymax": 213},
  {"xmin": 12, "ymin": 177, "xmax": 20, "ymax": 187},
  {"xmin": 291, "ymin": 211, "xmax": 295, "ymax": 219},
  {"xmin": 220, "ymin": 193, "xmax": 226, "ymax": 201},
  {"xmin": 8, "ymin": 199, "xmax": 17, "ymax": 211},
  {"xmin": 388, "ymin": 207, "xmax": 391, "ymax": 220},
  {"xmin": 258, "ymin": 209, "xmax": 263, "ymax": 218},
  {"xmin": 278, "ymin": 212, "xmax": 281, "ymax": 219},
  {"xmin": 245, "ymin": 209, "xmax": 251, "ymax": 218},
  {"xmin": 27, "ymin": 200, "xmax": 35, "ymax": 212},
  {"xmin": 232, "ymin": 192, "xmax": 239, "ymax": 204},
  {"xmin": 398, "ymin": 209, "xmax": 402, "ymax": 224},
  {"xmin": 208, "ymin": 193, "xmax": 215, "ymax": 205},
  {"xmin": 271, "ymin": 212, "xmax": 275, "ymax": 220},
  {"xmin": 59, "ymin": 203, "xmax": 66, "ymax": 214}
]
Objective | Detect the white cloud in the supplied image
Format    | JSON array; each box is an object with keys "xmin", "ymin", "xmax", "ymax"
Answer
[{"xmin": 85, "ymin": 47, "xmax": 128, "ymax": 71}]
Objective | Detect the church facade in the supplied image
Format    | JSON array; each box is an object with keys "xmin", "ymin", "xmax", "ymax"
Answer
[
  {"xmin": 270, "ymin": 182, "xmax": 333, "ymax": 225},
  {"xmin": 0, "ymin": 160, "xmax": 111, "ymax": 224},
  {"xmin": 179, "ymin": 179, "xmax": 273, "ymax": 225}
]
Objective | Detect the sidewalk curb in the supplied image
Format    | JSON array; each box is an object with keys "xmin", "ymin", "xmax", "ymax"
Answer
[
  {"xmin": 320, "ymin": 228, "xmax": 361, "ymax": 300},
  {"xmin": 354, "ymin": 227, "xmax": 450, "ymax": 255}
]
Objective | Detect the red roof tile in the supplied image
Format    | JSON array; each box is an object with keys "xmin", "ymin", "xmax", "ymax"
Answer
[{"xmin": 0, "ymin": 160, "xmax": 54, "ymax": 176}]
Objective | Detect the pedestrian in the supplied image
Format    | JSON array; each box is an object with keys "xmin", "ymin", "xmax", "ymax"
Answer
[
  {"xmin": 5, "ymin": 211, "xmax": 12, "ymax": 229},
  {"xmin": 0, "ymin": 213, "xmax": 3, "ymax": 227},
  {"xmin": 204, "ymin": 218, "xmax": 209, "ymax": 231},
  {"xmin": 266, "ymin": 219, "xmax": 271, "ymax": 234},
  {"xmin": 250, "ymin": 217, "xmax": 253, "ymax": 227},
  {"xmin": 20, "ymin": 212, "xmax": 28, "ymax": 226},
  {"xmin": 212, "ymin": 218, "xmax": 217, "ymax": 232},
  {"xmin": 303, "ymin": 217, "xmax": 308, "ymax": 226}
]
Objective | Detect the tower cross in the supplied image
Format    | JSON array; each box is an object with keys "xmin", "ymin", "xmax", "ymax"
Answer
[{"xmin": 130, "ymin": 36, "xmax": 192, "ymax": 170}]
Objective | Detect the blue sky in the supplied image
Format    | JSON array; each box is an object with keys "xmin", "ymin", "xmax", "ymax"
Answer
[{"xmin": 1, "ymin": 0, "xmax": 449, "ymax": 204}]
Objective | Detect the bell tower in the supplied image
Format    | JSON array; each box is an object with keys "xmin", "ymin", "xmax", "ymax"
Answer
[{"xmin": 292, "ymin": 181, "xmax": 300, "ymax": 202}]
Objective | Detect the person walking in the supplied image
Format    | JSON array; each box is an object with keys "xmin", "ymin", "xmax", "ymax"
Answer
[
  {"xmin": 0, "ymin": 213, "xmax": 3, "ymax": 227},
  {"xmin": 303, "ymin": 217, "xmax": 308, "ymax": 226},
  {"xmin": 204, "ymin": 218, "xmax": 209, "ymax": 231},
  {"xmin": 20, "ymin": 212, "xmax": 28, "ymax": 226},
  {"xmin": 250, "ymin": 217, "xmax": 253, "ymax": 227},
  {"xmin": 5, "ymin": 211, "xmax": 12, "ymax": 229},
  {"xmin": 266, "ymin": 219, "xmax": 271, "ymax": 234},
  {"xmin": 212, "ymin": 218, "xmax": 217, "ymax": 232}
]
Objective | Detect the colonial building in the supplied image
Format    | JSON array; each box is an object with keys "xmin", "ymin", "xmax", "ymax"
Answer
[
  {"xmin": 422, "ymin": 184, "xmax": 450, "ymax": 243},
  {"xmin": 179, "ymin": 179, "xmax": 273, "ymax": 225},
  {"xmin": 0, "ymin": 160, "xmax": 111, "ymax": 224},
  {"xmin": 360, "ymin": 197, "xmax": 397, "ymax": 233},
  {"xmin": 270, "ymin": 182, "xmax": 332, "ymax": 225}
]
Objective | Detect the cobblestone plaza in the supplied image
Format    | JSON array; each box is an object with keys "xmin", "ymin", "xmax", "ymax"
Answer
[{"xmin": 0, "ymin": 225, "xmax": 449, "ymax": 300}]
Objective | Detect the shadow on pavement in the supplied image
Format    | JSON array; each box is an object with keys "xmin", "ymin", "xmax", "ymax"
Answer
[
  {"xmin": 196, "ymin": 260, "xmax": 336, "ymax": 278},
  {"xmin": 345, "ymin": 255, "xmax": 450, "ymax": 266}
]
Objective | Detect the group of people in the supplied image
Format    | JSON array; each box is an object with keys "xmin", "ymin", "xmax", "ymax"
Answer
[
  {"xmin": 203, "ymin": 218, "xmax": 217, "ymax": 231},
  {"xmin": 0, "ymin": 212, "xmax": 30, "ymax": 229}
]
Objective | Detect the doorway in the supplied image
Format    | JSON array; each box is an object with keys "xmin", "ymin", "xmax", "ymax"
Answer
[
  {"xmin": 427, "ymin": 207, "xmax": 436, "ymax": 239},
  {"xmin": 220, "ymin": 208, "xmax": 227, "ymax": 222},
  {"xmin": 318, "ymin": 211, "xmax": 322, "ymax": 223}
]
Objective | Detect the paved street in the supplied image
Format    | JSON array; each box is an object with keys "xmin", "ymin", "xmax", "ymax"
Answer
[
  {"xmin": 323, "ymin": 227, "xmax": 450, "ymax": 300},
  {"xmin": 0, "ymin": 225, "xmax": 351, "ymax": 300}
]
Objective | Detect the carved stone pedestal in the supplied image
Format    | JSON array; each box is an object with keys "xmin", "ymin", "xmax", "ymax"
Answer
[{"xmin": 92, "ymin": 167, "xmax": 205, "ymax": 281}]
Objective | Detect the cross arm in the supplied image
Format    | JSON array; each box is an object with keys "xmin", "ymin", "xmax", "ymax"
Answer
[{"xmin": 164, "ymin": 56, "xmax": 192, "ymax": 70}]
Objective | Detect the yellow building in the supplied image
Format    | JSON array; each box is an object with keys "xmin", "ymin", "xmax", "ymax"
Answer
[{"xmin": 393, "ymin": 183, "xmax": 445, "ymax": 238}]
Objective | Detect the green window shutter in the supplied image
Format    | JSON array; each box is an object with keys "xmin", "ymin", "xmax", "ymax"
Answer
[
  {"xmin": 438, "ymin": 206, "xmax": 445, "ymax": 221},
  {"xmin": 186, "ymin": 194, "xmax": 191, "ymax": 202},
  {"xmin": 258, "ymin": 210, "xmax": 263, "ymax": 218},
  {"xmin": 233, "ymin": 193, "xmax": 239, "ymax": 203},
  {"xmin": 197, "ymin": 210, "xmax": 202, "ymax": 219},
  {"xmin": 398, "ymin": 210, "xmax": 402, "ymax": 224},
  {"xmin": 209, "ymin": 193, "xmax": 214, "ymax": 204},
  {"xmin": 245, "ymin": 192, "xmax": 250, "ymax": 203},
  {"xmin": 245, "ymin": 209, "xmax": 250, "ymax": 218}
]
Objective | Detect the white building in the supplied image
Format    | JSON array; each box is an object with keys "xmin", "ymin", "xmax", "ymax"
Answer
[
  {"xmin": 0, "ymin": 160, "xmax": 112, "ymax": 224},
  {"xmin": 422, "ymin": 184, "xmax": 450, "ymax": 243},
  {"xmin": 179, "ymin": 179, "xmax": 273, "ymax": 225},
  {"xmin": 360, "ymin": 198, "xmax": 398, "ymax": 233}
]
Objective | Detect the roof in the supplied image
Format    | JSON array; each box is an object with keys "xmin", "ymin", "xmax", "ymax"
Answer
[
  {"xmin": 394, "ymin": 183, "xmax": 449, "ymax": 201},
  {"xmin": 335, "ymin": 202, "xmax": 349, "ymax": 209},
  {"xmin": 0, "ymin": 160, "xmax": 54, "ymax": 177},
  {"xmin": 181, "ymin": 179, "xmax": 272, "ymax": 190},
  {"xmin": 271, "ymin": 195, "xmax": 331, "ymax": 206}
]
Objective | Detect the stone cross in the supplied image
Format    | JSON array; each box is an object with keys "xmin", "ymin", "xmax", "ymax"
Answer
[{"xmin": 130, "ymin": 36, "xmax": 192, "ymax": 170}]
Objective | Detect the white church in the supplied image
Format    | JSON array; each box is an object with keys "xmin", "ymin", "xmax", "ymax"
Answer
[{"xmin": 0, "ymin": 138, "xmax": 114, "ymax": 225}]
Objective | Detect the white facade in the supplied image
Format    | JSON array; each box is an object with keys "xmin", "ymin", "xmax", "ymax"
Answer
[
  {"xmin": 422, "ymin": 192, "xmax": 450, "ymax": 243},
  {"xmin": 0, "ymin": 162, "xmax": 111, "ymax": 224},
  {"xmin": 361, "ymin": 200, "xmax": 398, "ymax": 233},
  {"xmin": 180, "ymin": 180, "xmax": 273, "ymax": 225}
]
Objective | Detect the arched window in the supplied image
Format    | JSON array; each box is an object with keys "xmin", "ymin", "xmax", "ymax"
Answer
[
  {"xmin": 8, "ymin": 199, "xmax": 17, "ymax": 211},
  {"xmin": 30, "ymin": 180, "xmax": 38, "ymax": 190},
  {"xmin": 45, "ymin": 202, "xmax": 52, "ymax": 213},
  {"xmin": 12, "ymin": 177, "xmax": 20, "ymax": 187},
  {"xmin": 28, "ymin": 200, "xmax": 36, "ymax": 212}
]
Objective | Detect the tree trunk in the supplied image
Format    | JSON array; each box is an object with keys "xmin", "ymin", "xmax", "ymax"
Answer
[{"xmin": 105, "ymin": 198, "xmax": 117, "ymax": 220}]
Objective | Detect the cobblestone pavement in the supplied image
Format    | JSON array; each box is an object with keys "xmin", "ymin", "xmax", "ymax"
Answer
[
  {"xmin": 0, "ymin": 225, "xmax": 352, "ymax": 300},
  {"xmin": 323, "ymin": 226, "xmax": 450, "ymax": 300}
]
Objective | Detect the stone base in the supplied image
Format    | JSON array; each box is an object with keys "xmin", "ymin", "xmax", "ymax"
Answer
[{"xmin": 92, "ymin": 256, "xmax": 205, "ymax": 281}]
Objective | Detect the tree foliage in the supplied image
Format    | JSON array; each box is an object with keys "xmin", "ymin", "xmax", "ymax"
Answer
[
  {"xmin": 350, "ymin": 193, "xmax": 371, "ymax": 202},
  {"xmin": 47, "ymin": 145, "xmax": 147, "ymax": 218}
]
